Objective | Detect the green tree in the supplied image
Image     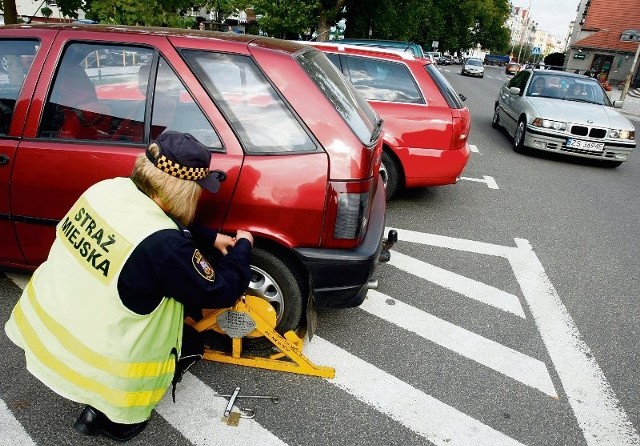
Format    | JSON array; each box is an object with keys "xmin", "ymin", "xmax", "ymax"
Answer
[
  {"xmin": 86, "ymin": 0, "xmax": 195, "ymax": 26},
  {"xmin": 314, "ymin": 0, "xmax": 346, "ymax": 41},
  {"xmin": 41, "ymin": 6, "xmax": 53, "ymax": 18},
  {"xmin": 2, "ymin": 0, "xmax": 18, "ymax": 24},
  {"xmin": 344, "ymin": 0, "xmax": 510, "ymax": 55},
  {"xmin": 544, "ymin": 52, "xmax": 565, "ymax": 68},
  {"xmin": 245, "ymin": 0, "xmax": 316, "ymax": 39}
]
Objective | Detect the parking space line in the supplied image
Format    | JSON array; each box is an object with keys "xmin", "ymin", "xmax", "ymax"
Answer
[
  {"xmin": 305, "ymin": 337, "xmax": 526, "ymax": 446},
  {"xmin": 459, "ymin": 175, "xmax": 499, "ymax": 189},
  {"xmin": 0, "ymin": 399, "xmax": 36, "ymax": 446},
  {"xmin": 156, "ymin": 372, "xmax": 288, "ymax": 446},
  {"xmin": 388, "ymin": 227, "xmax": 517, "ymax": 258},
  {"xmin": 509, "ymin": 239, "xmax": 640, "ymax": 445},
  {"xmin": 389, "ymin": 250, "xmax": 526, "ymax": 318},
  {"xmin": 364, "ymin": 290, "xmax": 558, "ymax": 397}
]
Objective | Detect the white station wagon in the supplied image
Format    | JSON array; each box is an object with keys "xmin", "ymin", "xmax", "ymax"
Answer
[{"xmin": 492, "ymin": 69, "xmax": 636, "ymax": 167}]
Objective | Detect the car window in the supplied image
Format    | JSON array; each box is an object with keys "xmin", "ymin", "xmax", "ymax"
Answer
[
  {"xmin": 39, "ymin": 43, "xmax": 221, "ymax": 148},
  {"xmin": 343, "ymin": 55, "xmax": 423, "ymax": 104},
  {"xmin": 466, "ymin": 59, "xmax": 482, "ymax": 66},
  {"xmin": 149, "ymin": 58, "xmax": 221, "ymax": 148},
  {"xmin": 425, "ymin": 64, "xmax": 464, "ymax": 109},
  {"xmin": 182, "ymin": 50, "xmax": 316, "ymax": 154},
  {"xmin": 296, "ymin": 48, "xmax": 379, "ymax": 146},
  {"xmin": 325, "ymin": 52, "xmax": 341, "ymax": 68},
  {"xmin": 0, "ymin": 39, "xmax": 39, "ymax": 135},
  {"xmin": 508, "ymin": 71, "xmax": 530, "ymax": 94}
]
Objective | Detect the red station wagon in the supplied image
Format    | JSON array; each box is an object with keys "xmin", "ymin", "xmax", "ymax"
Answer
[
  {"xmin": 307, "ymin": 42, "xmax": 471, "ymax": 199},
  {"xmin": 0, "ymin": 24, "xmax": 388, "ymax": 333}
]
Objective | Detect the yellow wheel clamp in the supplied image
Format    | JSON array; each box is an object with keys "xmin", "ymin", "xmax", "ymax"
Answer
[{"xmin": 187, "ymin": 295, "xmax": 335, "ymax": 379}]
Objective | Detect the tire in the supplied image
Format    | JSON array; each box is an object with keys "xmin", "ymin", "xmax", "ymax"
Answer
[
  {"xmin": 513, "ymin": 118, "xmax": 528, "ymax": 153},
  {"xmin": 380, "ymin": 151, "xmax": 400, "ymax": 200},
  {"xmin": 492, "ymin": 106, "xmax": 501, "ymax": 129},
  {"xmin": 248, "ymin": 247, "xmax": 304, "ymax": 334}
]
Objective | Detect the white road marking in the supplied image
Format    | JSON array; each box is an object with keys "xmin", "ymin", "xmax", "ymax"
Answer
[
  {"xmin": 459, "ymin": 175, "xmax": 499, "ymax": 189},
  {"xmin": 469, "ymin": 144, "xmax": 479, "ymax": 153},
  {"xmin": 509, "ymin": 239, "xmax": 640, "ymax": 446},
  {"xmin": 305, "ymin": 337, "xmax": 526, "ymax": 446},
  {"xmin": 7, "ymin": 227, "xmax": 640, "ymax": 446},
  {"xmin": 0, "ymin": 399, "xmax": 36, "ymax": 446},
  {"xmin": 156, "ymin": 372, "xmax": 288, "ymax": 446},
  {"xmin": 363, "ymin": 290, "xmax": 558, "ymax": 397},
  {"xmin": 388, "ymin": 227, "xmax": 518, "ymax": 258},
  {"xmin": 388, "ymin": 250, "xmax": 526, "ymax": 318}
]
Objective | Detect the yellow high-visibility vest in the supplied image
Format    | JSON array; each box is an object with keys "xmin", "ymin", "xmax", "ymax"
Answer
[{"xmin": 5, "ymin": 177, "xmax": 184, "ymax": 424}]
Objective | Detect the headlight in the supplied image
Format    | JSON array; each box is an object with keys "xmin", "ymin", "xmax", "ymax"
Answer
[
  {"xmin": 532, "ymin": 118, "xmax": 567, "ymax": 131},
  {"xmin": 609, "ymin": 129, "xmax": 635, "ymax": 140}
]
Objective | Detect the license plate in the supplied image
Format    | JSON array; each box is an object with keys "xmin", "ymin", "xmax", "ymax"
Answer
[{"xmin": 566, "ymin": 138, "xmax": 605, "ymax": 152}]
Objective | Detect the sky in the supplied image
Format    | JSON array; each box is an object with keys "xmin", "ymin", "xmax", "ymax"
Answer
[{"xmin": 511, "ymin": 0, "xmax": 579, "ymax": 37}]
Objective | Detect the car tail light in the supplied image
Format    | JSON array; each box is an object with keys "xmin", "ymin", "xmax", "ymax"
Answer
[
  {"xmin": 322, "ymin": 179, "xmax": 372, "ymax": 249},
  {"xmin": 450, "ymin": 112, "xmax": 471, "ymax": 150}
]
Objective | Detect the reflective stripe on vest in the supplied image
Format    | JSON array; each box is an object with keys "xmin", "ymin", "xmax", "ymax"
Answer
[
  {"xmin": 21, "ymin": 280, "xmax": 175, "ymax": 379},
  {"xmin": 12, "ymin": 302, "xmax": 168, "ymax": 408}
]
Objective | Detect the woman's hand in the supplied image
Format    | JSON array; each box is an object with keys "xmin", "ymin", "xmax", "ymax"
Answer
[
  {"xmin": 235, "ymin": 230, "xmax": 254, "ymax": 247},
  {"xmin": 213, "ymin": 233, "xmax": 236, "ymax": 255}
]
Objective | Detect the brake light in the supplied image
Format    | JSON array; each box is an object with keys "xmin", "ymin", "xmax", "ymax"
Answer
[
  {"xmin": 322, "ymin": 179, "xmax": 372, "ymax": 249},
  {"xmin": 450, "ymin": 112, "xmax": 471, "ymax": 150}
]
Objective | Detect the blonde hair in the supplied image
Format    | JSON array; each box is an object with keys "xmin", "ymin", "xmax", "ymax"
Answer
[{"xmin": 131, "ymin": 143, "xmax": 202, "ymax": 226}]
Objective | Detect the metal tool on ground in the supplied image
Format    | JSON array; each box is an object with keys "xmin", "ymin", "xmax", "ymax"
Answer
[
  {"xmin": 216, "ymin": 393, "xmax": 281, "ymax": 404},
  {"xmin": 222, "ymin": 386, "xmax": 256, "ymax": 426},
  {"xmin": 187, "ymin": 294, "xmax": 335, "ymax": 378}
]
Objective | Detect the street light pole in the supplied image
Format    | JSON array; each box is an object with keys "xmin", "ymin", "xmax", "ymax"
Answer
[
  {"xmin": 620, "ymin": 41, "xmax": 640, "ymax": 103},
  {"xmin": 516, "ymin": 0, "xmax": 533, "ymax": 64}
]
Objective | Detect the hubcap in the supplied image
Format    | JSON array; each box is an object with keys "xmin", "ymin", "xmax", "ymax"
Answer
[
  {"xmin": 248, "ymin": 266, "xmax": 284, "ymax": 321},
  {"xmin": 515, "ymin": 123, "xmax": 524, "ymax": 145},
  {"xmin": 379, "ymin": 162, "xmax": 389, "ymax": 189}
]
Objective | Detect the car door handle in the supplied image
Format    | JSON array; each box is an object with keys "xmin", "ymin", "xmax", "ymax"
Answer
[{"xmin": 0, "ymin": 154, "xmax": 9, "ymax": 165}]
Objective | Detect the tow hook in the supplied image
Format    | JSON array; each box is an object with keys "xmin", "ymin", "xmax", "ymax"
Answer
[{"xmin": 378, "ymin": 229, "xmax": 397, "ymax": 263}]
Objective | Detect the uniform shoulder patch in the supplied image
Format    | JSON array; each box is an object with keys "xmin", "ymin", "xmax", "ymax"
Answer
[{"xmin": 192, "ymin": 249, "xmax": 215, "ymax": 282}]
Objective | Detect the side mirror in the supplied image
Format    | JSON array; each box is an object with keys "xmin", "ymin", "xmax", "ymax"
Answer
[
  {"xmin": 612, "ymin": 100, "xmax": 623, "ymax": 109},
  {"xmin": 509, "ymin": 86, "xmax": 521, "ymax": 95},
  {"xmin": 458, "ymin": 93, "xmax": 467, "ymax": 102}
]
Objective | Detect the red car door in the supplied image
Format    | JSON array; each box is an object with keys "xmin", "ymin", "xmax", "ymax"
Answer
[
  {"xmin": 0, "ymin": 31, "xmax": 56, "ymax": 267},
  {"xmin": 10, "ymin": 30, "xmax": 243, "ymax": 266}
]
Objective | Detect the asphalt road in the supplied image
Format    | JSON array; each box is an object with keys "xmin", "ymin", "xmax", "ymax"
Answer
[{"xmin": 1, "ymin": 64, "xmax": 639, "ymax": 446}]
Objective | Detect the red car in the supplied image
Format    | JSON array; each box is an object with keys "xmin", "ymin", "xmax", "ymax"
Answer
[
  {"xmin": 0, "ymin": 24, "xmax": 388, "ymax": 333},
  {"xmin": 307, "ymin": 42, "xmax": 471, "ymax": 199}
]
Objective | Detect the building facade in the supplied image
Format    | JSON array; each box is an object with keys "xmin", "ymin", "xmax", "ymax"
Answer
[{"xmin": 565, "ymin": 0, "xmax": 640, "ymax": 88}]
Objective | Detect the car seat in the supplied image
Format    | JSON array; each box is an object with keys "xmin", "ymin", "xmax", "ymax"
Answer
[{"xmin": 49, "ymin": 61, "xmax": 112, "ymax": 139}]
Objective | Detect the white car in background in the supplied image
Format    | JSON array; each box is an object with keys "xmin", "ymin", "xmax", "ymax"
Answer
[
  {"xmin": 461, "ymin": 58, "xmax": 484, "ymax": 77},
  {"xmin": 492, "ymin": 69, "xmax": 636, "ymax": 167}
]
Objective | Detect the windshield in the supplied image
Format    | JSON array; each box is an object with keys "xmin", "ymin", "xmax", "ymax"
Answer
[
  {"xmin": 466, "ymin": 59, "xmax": 482, "ymax": 66},
  {"xmin": 526, "ymin": 74, "xmax": 612, "ymax": 105}
]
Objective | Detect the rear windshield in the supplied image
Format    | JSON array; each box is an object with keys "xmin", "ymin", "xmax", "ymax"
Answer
[
  {"xmin": 295, "ymin": 48, "xmax": 380, "ymax": 146},
  {"xmin": 425, "ymin": 64, "xmax": 464, "ymax": 109}
]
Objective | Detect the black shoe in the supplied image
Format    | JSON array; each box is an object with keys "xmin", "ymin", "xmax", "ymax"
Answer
[{"xmin": 74, "ymin": 406, "xmax": 147, "ymax": 442}]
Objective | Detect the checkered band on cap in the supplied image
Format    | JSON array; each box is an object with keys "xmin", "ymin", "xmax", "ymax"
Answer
[{"xmin": 155, "ymin": 154, "xmax": 210, "ymax": 181}]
